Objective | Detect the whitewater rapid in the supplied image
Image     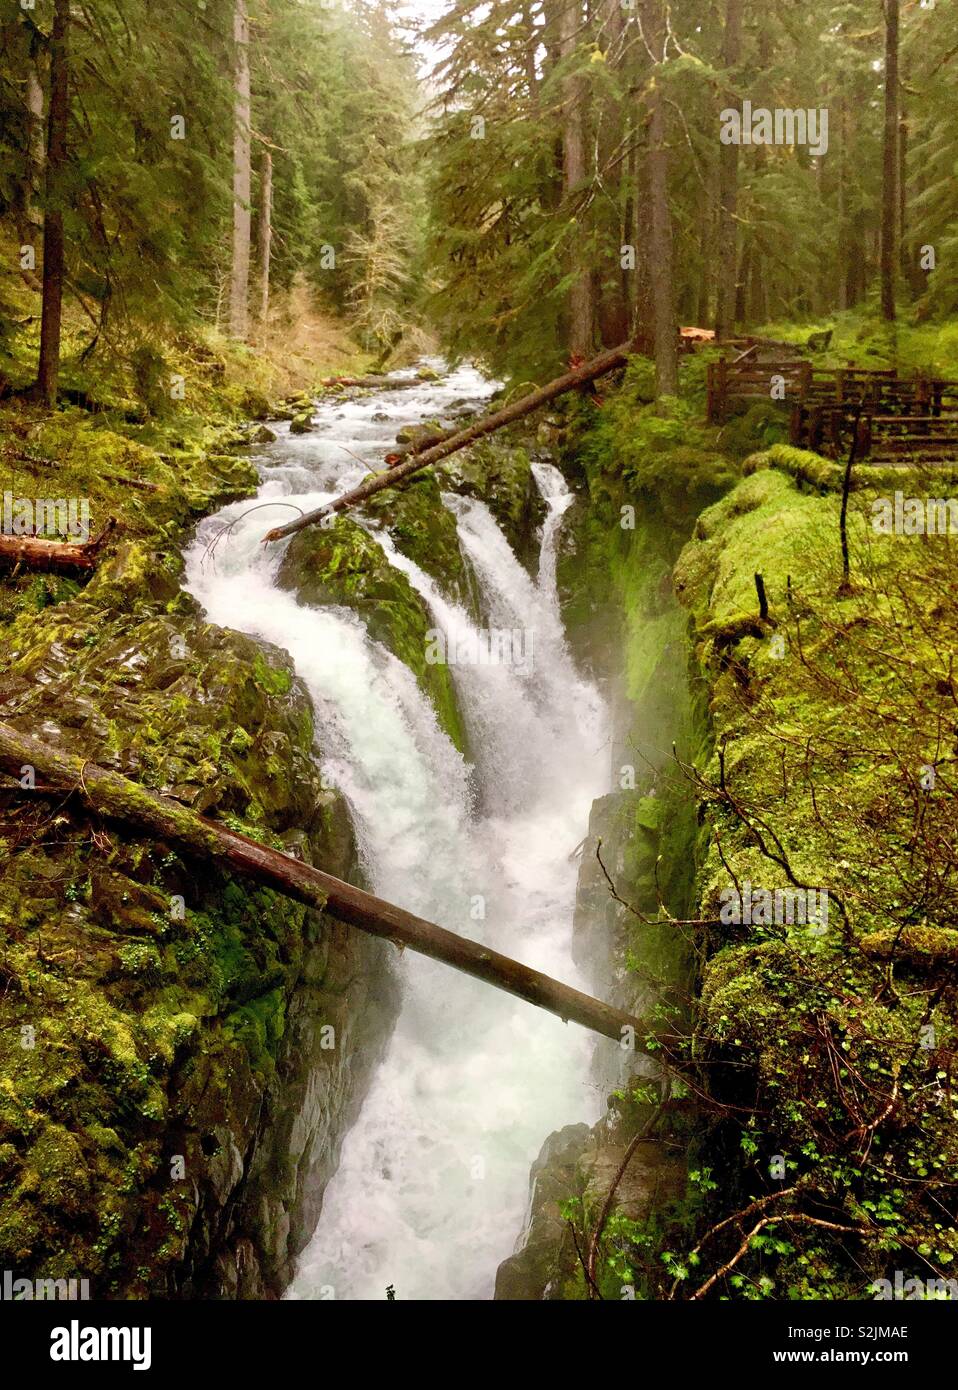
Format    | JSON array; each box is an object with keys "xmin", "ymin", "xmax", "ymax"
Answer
[{"xmin": 183, "ymin": 362, "xmax": 610, "ymax": 1300}]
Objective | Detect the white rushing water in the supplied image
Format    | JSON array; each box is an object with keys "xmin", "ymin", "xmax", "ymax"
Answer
[{"xmin": 183, "ymin": 362, "xmax": 610, "ymax": 1300}]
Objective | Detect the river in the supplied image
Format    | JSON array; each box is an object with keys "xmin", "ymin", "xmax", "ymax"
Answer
[{"xmin": 183, "ymin": 362, "xmax": 610, "ymax": 1300}]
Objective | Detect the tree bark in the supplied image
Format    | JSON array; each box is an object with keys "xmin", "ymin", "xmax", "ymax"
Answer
[
  {"xmin": 33, "ymin": 0, "xmax": 69, "ymax": 408},
  {"xmin": 522, "ymin": 4, "xmax": 540, "ymax": 108},
  {"xmin": 837, "ymin": 83, "xmax": 848, "ymax": 311},
  {"xmin": 714, "ymin": 0, "xmax": 744, "ymax": 340},
  {"xmin": 645, "ymin": 1, "xmax": 678, "ymax": 396},
  {"xmin": 632, "ymin": 135, "xmax": 654, "ymax": 352},
  {"xmin": 258, "ymin": 148, "xmax": 272, "ymax": 329},
  {"xmin": 595, "ymin": 0, "xmax": 630, "ymax": 347},
  {"xmin": 0, "ymin": 520, "xmax": 115, "ymax": 576},
  {"xmin": 264, "ymin": 341, "xmax": 632, "ymax": 542},
  {"xmin": 558, "ymin": 0, "xmax": 593, "ymax": 358},
  {"xmin": 13, "ymin": 57, "xmax": 44, "ymax": 292},
  {"xmin": 0, "ymin": 722, "xmax": 652, "ymax": 1046},
  {"xmin": 318, "ymin": 374, "xmax": 422, "ymax": 390},
  {"xmin": 880, "ymin": 0, "xmax": 899, "ymax": 323},
  {"xmin": 26, "ymin": 61, "xmax": 44, "ymax": 232},
  {"xmin": 229, "ymin": 0, "xmax": 252, "ymax": 339}
]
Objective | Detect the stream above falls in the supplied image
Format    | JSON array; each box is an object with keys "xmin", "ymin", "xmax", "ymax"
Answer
[{"xmin": 183, "ymin": 363, "xmax": 611, "ymax": 1300}]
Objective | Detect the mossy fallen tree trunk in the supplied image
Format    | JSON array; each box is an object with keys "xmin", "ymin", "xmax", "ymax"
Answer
[
  {"xmin": 0, "ymin": 720, "xmax": 647, "ymax": 1045},
  {"xmin": 0, "ymin": 518, "xmax": 116, "ymax": 575},
  {"xmin": 318, "ymin": 374, "xmax": 422, "ymax": 390},
  {"xmin": 264, "ymin": 341, "xmax": 632, "ymax": 543}
]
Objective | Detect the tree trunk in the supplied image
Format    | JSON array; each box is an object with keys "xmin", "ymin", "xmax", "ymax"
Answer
[
  {"xmin": 264, "ymin": 341, "xmax": 632, "ymax": 542},
  {"xmin": 714, "ymin": 0, "xmax": 744, "ymax": 340},
  {"xmin": 595, "ymin": 0, "xmax": 630, "ymax": 347},
  {"xmin": 558, "ymin": 0, "xmax": 593, "ymax": 358},
  {"xmin": 838, "ymin": 84, "xmax": 849, "ymax": 310},
  {"xmin": 258, "ymin": 148, "xmax": 272, "ymax": 329},
  {"xmin": 631, "ymin": 135, "xmax": 654, "ymax": 352},
  {"xmin": 522, "ymin": 4, "xmax": 540, "ymax": 107},
  {"xmin": 897, "ymin": 73, "xmax": 923, "ymax": 301},
  {"xmin": 229, "ymin": 0, "xmax": 252, "ymax": 339},
  {"xmin": 0, "ymin": 520, "xmax": 115, "ymax": 576},
  {"xmin": 645, "ymin": 1, "xmax": 678, "ymax": 396},
  {"xmin": 0, "ymin": 722, "xmax": 653, "ymax": 1047},
  {"xmin": 33, "ymin": 0, "xmax": 69, "ymax": 408},
  {"xmin": 26, "ymin": 61, "xmax": 44, "ymax": 232},
  {"xmin": 14, "ymin": 57, "xmax": 44, "ymax": 292},
  {"xmin": 695, "ymin": 156, "xmax": 717, "ymax": 328},
  {"xmin": 734, "ymin": 240, "xmax": 750, "ymax": 325},
  {"xmin": 880, "ymin": 0, "xmax": 899, "ymax": 323},
  {"xmin": 749, "ymin": 240, "xmax": 766, "ymax": 323}
]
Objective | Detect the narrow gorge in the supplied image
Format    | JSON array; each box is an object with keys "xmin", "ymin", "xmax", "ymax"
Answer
[{"xmin": 183, "ymin": 366, "xmax": 636, "ymax": 1299}]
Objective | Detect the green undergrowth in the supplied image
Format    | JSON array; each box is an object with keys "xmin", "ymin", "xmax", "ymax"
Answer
[
  {"xmin": 0, "ymin": 398, "xmax": 258, "ymax": 628},
  {"xmin": 756, "ymin": 311, "xmax": 958, "ymax": 380},
  {"xmin": 661, "ymin": 464, "xmax": 958, "ymax": 1300},
  {"xmin": 552, "ymin": 358, "xmax": 958, "ymax": 1301}
]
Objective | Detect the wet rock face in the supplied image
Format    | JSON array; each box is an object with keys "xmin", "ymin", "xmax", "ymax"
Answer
[
  {"xmin": 494, "ymin": 1124, "xmax": 590, "ymax": 1300},
  {"xmin": 497, "ymin": 485, "xmax": 700, "ymax": 1301},
  {"xmin": 0, "ymin": 571, "xmax": 399, "ymax": 1298},
  {"xmin": 494, "ymin": 1108, "xmax": 686, "ymax": 1301}
]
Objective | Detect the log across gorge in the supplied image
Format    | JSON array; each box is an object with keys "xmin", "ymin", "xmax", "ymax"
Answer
[{"xmin": 0, "ymin": 723, "xmax": 647, "ymax": 1046}]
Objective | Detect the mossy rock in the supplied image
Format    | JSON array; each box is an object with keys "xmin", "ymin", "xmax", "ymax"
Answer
[
  {"xmin": 360, "ymin": 473, "xmax": 472, "ymax": 608},
  {"xmin": 437, "ymin": 435, "xmax": 545, "ymax": 558},
  {"xmin": 0, "ymin": 584, "xmax": 372, "ymax": 1291},
  {"xmin": 860, "ymin": 926, "xmax": 958, "ymax": 970},
  {"xmin": 240, "ymin": 389, "xmax": 272, "ymax": 421},
  {"xmin": 276, "ymin": 515, "xmax": 466, "ymax": 752}
]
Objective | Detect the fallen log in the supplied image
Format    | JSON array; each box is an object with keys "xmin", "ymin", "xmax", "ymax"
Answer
[
  {"xmin": 264, "ymin": 341, "xmax": 632, "ymax": 543},
  {"xmin": 0, "ymin": 720, "xmax": 651, "ymax": 1045},
  {"xmin": 318, "ymin": 374, "xmax": 423, "ymax": 391},
  {"xmin": 0, "ymin": 518, "xmax": 116, "ymax": 575},
  {"xmin": 384, "ymin": 423, "xmax": 457, "ymax": 467}
]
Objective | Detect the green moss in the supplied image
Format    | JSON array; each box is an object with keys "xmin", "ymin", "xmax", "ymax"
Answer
[
  {"xmin": 437, "ymin": 433, "xmax": 544, "ymax": 556},
  {"xmin": 361, "ymin": 473, "xmax": 472, "ymax": 605},
  {"xmin": 665, "ymin": 464, "xmax": 958, "ymax": 1300},
  {"xmin": 277, "ymin": 513, "xmax": 467, "ymax": 753},
  {"xmin": 251, "ymin": 650, "xmax": 293, "ymax": 698}
]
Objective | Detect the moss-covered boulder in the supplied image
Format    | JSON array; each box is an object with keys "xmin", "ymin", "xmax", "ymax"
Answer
[
  {"xmin": 360, "ymin": 473, "xmax": 472, "ymax": 607},
  {"xmin": 437, "ymin": 435, "xmax": 545, "ymax": 559},
  {"xmin": 276, "ymin": 514, "xmax": 467, "ymax": 753}
]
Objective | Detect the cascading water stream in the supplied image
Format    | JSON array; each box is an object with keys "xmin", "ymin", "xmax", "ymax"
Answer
[{"xmin": 182, "ymin": 364, "xmax": 610, "ymax": 1299}]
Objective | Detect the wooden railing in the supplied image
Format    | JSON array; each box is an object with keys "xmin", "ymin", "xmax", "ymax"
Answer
[{"xmin": 706, "ymin": 354, "xmax": 958, "ymax": 463}]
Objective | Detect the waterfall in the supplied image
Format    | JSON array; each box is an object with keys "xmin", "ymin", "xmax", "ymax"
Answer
[
  {"xmin": 531, "ymin": 459, "xmax": 575, "ymax": 608},
  {"xmin": 182, "ymin": 364, "xmax": 609, "ymax": 1300}
]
